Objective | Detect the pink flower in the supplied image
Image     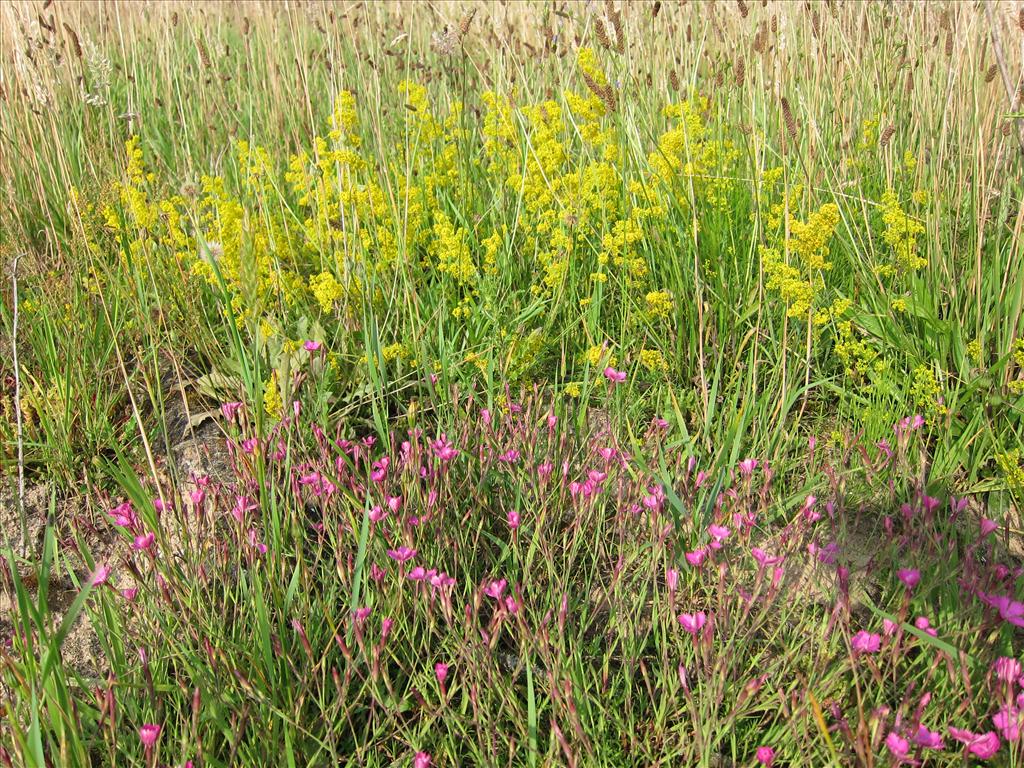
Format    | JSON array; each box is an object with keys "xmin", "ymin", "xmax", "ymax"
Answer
[
  {"xmin": 507, "ymin": 510, "xmax": 521, "ymax": 530},
  {"xmin": 369, "ymin": 505, "xmax": 387, "ymax": 523},
  {"xmin": 91, "ymin": 563, "xmax": 111, "ymax": 587},
  {"xmin": 948, "ymin": 728, "xmax": 1000, "ymax": 759},
  {"xmin": 132, "ymin": 532, "xmax": 155, "ymax": 551},
  {"xmin": 121, "ymin": 587, "xmax": 138, "ymax": 601},
  {"xmin": 885, "ymin": 732, "xmax": 909, "ymax": 759},
  {"xmin": 433, "ymin": 434, "xmax": 459, "ymax": 462},
  {"xmin": 407, "ymin": 566, "xmax": 428, "ymax": 582},
  {"xmin": 434, "ymin": 663, "xmax": 449, "ymax": 686},
  {"xmin": 139, "ymin": 723, "xmax": 161, "ymax": 749},
  {"xmin": 603, "ymin": 366, "xmax": 626, "ymax": 384},
  {"xmin": 708, "ymin": 524, "xmax": 730, "ymax": 541},
  {"xmin": 109, "ymin": 501, "xmax": 138, "ymax": 529},
  {"xmin": 387, "ymin": 547, "xmax": 417, "ymax": 563},
  {"xmin": 371, "ymin": 457, "xmax": 390, "ymax": 483},
  {"xmin": 231, "ymin": 495, "xmax": 258, "ymax": 524},
  {"xmin": 220, "ymin": 401, "xmax": 243, "ymax": 422},
  {"xmin": 666, "ymin": 568, "xmax": 679, "ymax": 593},
  {"xmin": 897, "ymin": 569, "xmax": 920, "ymax": 590},
  {"xmin": 484, "ymin": 579, "xmax": 507, "ymax": 600},
  {"xmin": 304, "ymin": 340, "xmax": 322, "ymax": 351},
  {"xmin": 882, "ymin": 619, "xmax": 899, "ymax": 635},
  {"xmin": 995, "ymin": 657, "xmax": 1022, "ymax": 682},
  {"xmin": 993, "ymin": 708, "xmax": 1021, "ymax": 742},
  {"xmin": 738, "ymin": 458, "xmax": 758, "ymax": 476},
  {"xmin": 851, "ymin": 631, "xmax": 881, "ymax": 654},
  {"xmin": 755, "ymin": 746, "xmax": 775, "ymax": 766},
  {"xmin": 685, "ymin": 549, "xmax": 707, "ymax": 567},
  {"xmin": 982, "ymin": 593, "xmax": 1024, "ymax": 627},
  {"xmin": 980, "ymin": 518, "xmax": 999, "ymax": 537},
  {"xmin": 498, "ymin": 449, "xmax": 520, "ymax": 464},
  {"xmin": 353, "ymin": 607, "xmax": 372, "ymax": 622},
  {"xmin": 414, "ymin": 752, "xmax": 431, "ymax": 768},
  {"xmin": 914, "ymin": 616, "xmax": 938, "ymax": 637},
  {"xmin": 914, "ymin": 725, "xmax": 944, "ymax": 749},
  {"xmin": 677, "ymin": 611, "xmax": 707, "ymax": 634},
  {"xmin": 751, "ymin": 548, "xmax": 781, "ymax": 567}
]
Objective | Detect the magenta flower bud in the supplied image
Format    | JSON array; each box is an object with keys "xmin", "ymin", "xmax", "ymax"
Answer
[
  {"xmin": 666, "ymin": 568, "xmax": 679, "ymax": 593},
  {"xmin": 898, "ymin": 568, "xmax": 921, "ymax": 590},
  {"xmin": 434, "ymin": 663, "xmax": 449, "ymax": 686},
  {"xmin": 994, "ymin": 657, "xmax": 1022, "ymax": 682},
  {"xmin": 755, "ymin": 746, "xmax": 775, "ymax": 766},
  {"xmin": 507, "ymin": 510, "xmax": 521, "ymax": 529},
  {"xmin": 414, "ymin": 752, "xmax": 431, "ymax": 768},
  {"xmin": 304, "ymin": 340, "xmax": 321, "ymax": 351},
  {"xmin": 981, "ymin": 518, "xmax": 999, "ymax": 537}
]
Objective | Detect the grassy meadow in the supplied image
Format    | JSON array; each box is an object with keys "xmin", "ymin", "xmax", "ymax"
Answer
[{"xmin": 1, "ymin": 0, "xmax": 1024, "ymax": 764}]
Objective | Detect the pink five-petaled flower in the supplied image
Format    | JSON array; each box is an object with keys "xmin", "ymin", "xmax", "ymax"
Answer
[
  {"xmin": 708, "ymin": 524, "xmax": 730, "ymax": 542},
  {"xmin": 484, "ymin": 579, "xmax": 507, "ymax": 600},
  {"xmin": 91, "ymin": 563, "xmax": 111, "ymax": 587},
  {"xmin": 433, "ymin": 434, "xmax": 459, "ymax": 462},
  {"xmin": 353, "ymin": 607, "xmax": 372, "ymax": 622},
  {"xmin": 435, "ymin": 663, "xmax": 449, "ymax": 686},
  {"xmin": 948, "ymin": 728, "xmax": 1001, "ymax": 759},
  {"xmin": 995, "ymin": 657, "xmax": 1023, "ymax": 683},
  {"xmin": 897, "ymin": 569, "xmax": 921, "ymax": 590},
  {"xmin": 738, "ymin": 458, "xmax": 758, "ymax": 477},
  {"xmin": 980, "ymin": 518, "xmax": 999, "ymax": 537},
  {"xmin": 139, "ymin": 723, "xmax": 161, "ymax": 750},
  {"xmin": 914, "ymin": 725, "xmax": 944, "ymax": 749},
  {"xmin": 851, "ymin": 630, "xmax": 881, "ymax": 654},
  {"xmin": 678, "ymin": 611, "xmax": 707, "ymax": 635},
  {"xmin": 603, "ymin": 366, "xmax": 627, "ymax": 384},
  {"xmin": 133, "ymin": 532, "xmax": 155, "ymax": 551},
  {"xmin": 507, "ymin": 510, "xmax": 521, "ymax": 530},
  {"xmin": 414, "ymin": 753, "xmax": 431, "ymax": 768},
  {"xmin": 885, "ymin": 732, "xmax": 910, "ymax": 759},
  {"xmin": 387, "ymin": 547, "xmax": 417, "ymax": 563},
  {"xmin": 755, "ymin": 746, "xmax": 775, "ymax": 766},
  {"xmin": 109, "ymin": 501, "xmax": 138, "ymax": 529},
  {"xmin": 303, "ymin": 340, "xmax": 321, "ymax": 352}
]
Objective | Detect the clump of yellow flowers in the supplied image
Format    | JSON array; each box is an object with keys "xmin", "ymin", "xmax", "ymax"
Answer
[{"xmin": 761, "ymin": 203, "xmax": 841, "ymax": 319}]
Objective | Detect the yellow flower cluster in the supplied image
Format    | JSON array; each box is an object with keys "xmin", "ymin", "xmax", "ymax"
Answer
[
  {"xmin": 761, "ymin": 203, "xmax": 841, "ymax": 319},
  {"xmin": 879, "ymin": 190, "xmax": 926, "ymax": 273}
]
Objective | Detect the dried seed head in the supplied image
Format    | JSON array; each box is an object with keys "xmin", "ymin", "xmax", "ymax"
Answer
[
  {"xmin": 734, "ymin": 55, "xmax": 745, "ymax": 87},
  {"xmin": 458, "ymin": 8, "xmax": 476, "ymax": 39},
  {"xmin": 879, "ymin": 124, "xmax": 896, "ymax": 148},
  {"xmin": 945, "ymin": 31, "xmax": 953, "ymax": 57},
  {"xmin": 986, "ymin": 64, "xmax": 999, "ymax": 83},
  {"xmin": 595, "ymin": 16, "xmax": 613, "ymax": 50},
  {"xmin": 669, "ymin": 69, "xmax": 680, "ymax": 90},
  {"xmin": 771, "ymin": 14, "xmax": 778, "ymax": 34},
  {"xmin": 737, "ymin": 0, "xmax": 749, "ymax": 19},
  {"xmin": 63, "ymin": 22, "xmax": 82, "ymax": 58},
  {"xmin": 780, "ymin": 96, "xmax": 798, "ymax": 141}
]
